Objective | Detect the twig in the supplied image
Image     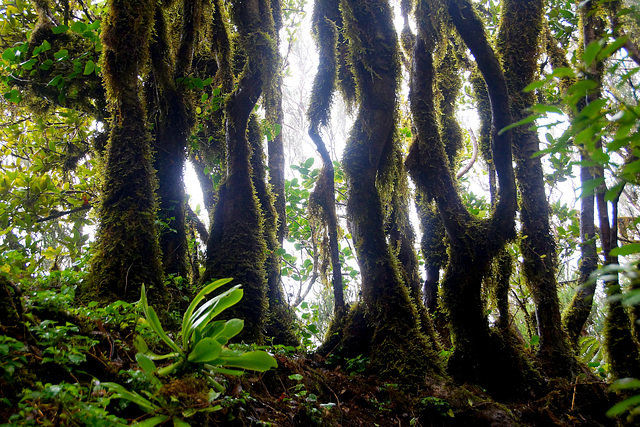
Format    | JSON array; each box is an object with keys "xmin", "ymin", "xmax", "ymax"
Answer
[
  {"xmin": 456, "ymin": 129, "xmax": 479, "ymax": 179},
  {"xmin": 35, "ymin": 205, "xmax": 91, "ymax": 222}
]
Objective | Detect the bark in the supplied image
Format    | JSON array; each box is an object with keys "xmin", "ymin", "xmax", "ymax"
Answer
[
  {"xmin": 248, "ymin": 116, "xmax": 298, "ymax": 346},
  {"xmin": 338, "ymin": 0, "xmax": 440, "ymax": 383},
  {"xmin": 497, "ymin": 0, "xmax": 577, "ymax": 378},
  {"xmin": 147, "ymin": 1, "xmax": 200, "ymax": 279},
  {"xmin": 563, "ymin": 153, "xmax": 598, "ymax": 346},
  {"xmin": 85, "ymin": 0, "xmax": 166, "ymax": 305},
  {"xmin": 387, "ymin": 159, "xmax": 441, "ymax": 351},
  {"xmin": 201, "ymin": 0, "xmax": 277, "ymax": 343},
  {"xmin": 407, "ymin": 0, "xmax": 539, "ymax": 399},
  {"xmin": 582, "ymin": 0, "xmax": 640, "ymax": 380},
  {"xmin": 308, "ymin": 0, "xmax": 345, "ymax": 318}
]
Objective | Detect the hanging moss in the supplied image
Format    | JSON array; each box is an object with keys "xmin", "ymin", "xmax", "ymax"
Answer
[
  {"xmin": 307, "ymin": 0, "xmax": 347, "ymax": 318},
  {"xmin": 82, "ymin": 0, "xmax": 166, "ymax": 307}
]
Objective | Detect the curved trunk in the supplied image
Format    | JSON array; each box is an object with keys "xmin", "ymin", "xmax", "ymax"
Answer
[
  {"xmin": 407, "ymin": 0, "xmax": 539, "ymax": 399},
  {"xmin": 308, "ymin": 0, "xmax": 345, "ymax": 318},
  {"xmin": 339, "ymin": 0, "xmax": 440, "ymax": 383},
  {"xmin": 202, "ymin": 0, "xmax": 277, "ymax": 343},
  {"xmin": 496, "ymin": 0, "xmax": 576, "ymax": 377}
]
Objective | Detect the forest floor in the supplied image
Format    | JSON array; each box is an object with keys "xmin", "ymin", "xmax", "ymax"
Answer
[{"xmin": 0, "ymin": 295, "xmax": 627, "ymax": 427}]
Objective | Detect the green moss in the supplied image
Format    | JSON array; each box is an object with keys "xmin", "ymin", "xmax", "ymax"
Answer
[{"xmin": 83, "ymin": 0, "xmax": 166, "ymax": 307}]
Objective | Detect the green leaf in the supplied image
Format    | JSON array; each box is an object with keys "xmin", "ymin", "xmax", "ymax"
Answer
[
  {"xmin": 187, "ymin": 338, "xmax": 222, "ymax": 363},
  {"xmin": 141, "ymin": 285, "xmax": 182, "ymax": 354},
  {"xmin": 2, "ymin": 48, "xmax": 16, "ymax": 61},
  {"xmin": 136, "ymin": 353, "xmax": 157, "ymax": 375},
  {"xmin": 215, "ymin": 319, "xmax": 244, "ymax": 345},
  {"xmin": 102, "ymin": 382, "xmax": 157, "ymax": 413},
  {"xmin": 172, "ymin": 419, "xmax": 191, "ymax": 427},
  {"xmin": 523, "ymin": 80, "xmax": 545, "ymax": 93},
  {"xmin": 550, "ymin": 67, "xmax": 575, "ymax": 79},
  {"xmin": 609, "ymin": 243, "xmax": 640, "ymax": 257},
  {"xmin": 498, "ymin": 114, "xmax": 539, "ymax": 135},
  {"xmin": 52, "ymin": 25, "xmax": 69, "ymax": 34},
  {"xmin": 190, "ymin": 288, "xmax": 243, "ymax": 336},
  {"xmin": 181, "ymin": 278, "xmax": 233, "ymax": 347},
  {"xmin": 220, "ymin": 350, "xmax": 277, "ymax": 371},
  {"xmin": 54, "ymin": 49, "xmax": 69, "ymax": 60},
  {"xmin": 583, "ymin": 39, "xmax": 603, "ymax": 67},
  {"xmin": 606, "ymin": 394, "xmax": 640, "ymax": 417},
  {"xmin": 579, "ymin": 177, "xmax": 604, "ymax": 198},
  {"xmin": 611, "ymin": 378, "xmax": 640, "ymax": 391},
  {"xmin": 136, "ymin": 415, "xmax": 172, "ymax": 427},
  {"xmin": 70, "ymin": 22, "xmax": 87, "ymax": 33},
  {"xmin": 48, "ymin": 75, "xmax": 63, "ymax": 87},
  {"xmin": 209, "ymin": 366, "xmax": 245, "ymax": 376},
  {"xmin": 83, "ymin": 60, "xmax": 95, "ymax": 75},
  {"xmin": 597, "ymin": 36, "xmax": 628, "ymax": 61},
  {"xmin": 304, "ymin": 157, "xmax": 314, "ymax": 168}
]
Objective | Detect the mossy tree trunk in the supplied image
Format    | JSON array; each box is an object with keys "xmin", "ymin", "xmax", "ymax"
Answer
[
  {"xmin": 387, "ymin": 156, "xmax": 441, "ymax": 350},
  {"xmin": 85, "ymin": 0, "xmax": 165, "ymax": 305},
  {"xmin": 307, "ymin": 0, "xmax": 345, "ymax": 319},
  {"xmin": 407, "ymin": 0, "xmax": 539, "ymax": 399},
  {"xmin": 580, "ymin": 0, "xmax": 640, "ymax": 380},
  {"xmin": 262, "ymin": 0, "xmax": 299, "ymax": 345},
  {"xmin": 563, "ymin": 152, "xmax": 598, "ymax": 346},
  {"xmin": 248, "ymin": 115, "xmax": 299, "ymax": 346},
  {"xmin": 201, "ymin": 0, "xmax": 277, "ymax": 343},
  {"xmin": 338, "ymin": 0, "xmax": 441, "ymax": 383},
  {"xmin": 496, "ymin": 0, "xmax": 577, "ymax": 378},
  {"xmin": 147, "ymin": 0, "xmax": 201, "ymax": 280}
]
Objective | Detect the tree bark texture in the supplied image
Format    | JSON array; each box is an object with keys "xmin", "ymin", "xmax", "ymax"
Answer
[
  {"xmin": 308, "ymin": 0, "xmax": 345, "ymax": 317},
  {"xmin": 497, "ymin": 0, "xmax": 577, "ymax": 377},
  {"xmin": 202, "ymin": 0, "xmax": 277, "ymax": 343},
  {"xmin": 248, "ymin": 115, "xmax": 299, "ymax": 346},
  {"xmin": 339, "ymin": 0, "xmax": 440, "ymax": 383},
  {"xmin": 86, "ymin": 0, "xmax": 166, "ymax": 305},
  {"xmin": 407, "ymin": 0, "xmax": 539, "ymax": 399}
]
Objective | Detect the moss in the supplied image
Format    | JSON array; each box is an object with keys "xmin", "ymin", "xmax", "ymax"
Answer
[
  {"xmin": 82, "ymin": 0, "xmax": 167, "ymax": 307},
  {"xmin": 496, "ymin": 0, "xmax": 578, "ymax": 378},
  {"xmin": 603, "ymin": 279, "xmax": 640, "ymax": 379},
  {"xmin": 146, "ymin": 5, "xmax": 195, "ymax": 280},
  {"xmin": 201, "ymin": 0, "xmax": 278, "ymax": 343},
  {"xmin": 249, "ymin": 115, "xmax": 298, "ymax": 346},
  {"xmin": 0, "ymin": 276, "xmax": 21, "ymax": 329},
  {"xmin": 334, "ymin": 0, "xmax": 442, "ymax": 383}
]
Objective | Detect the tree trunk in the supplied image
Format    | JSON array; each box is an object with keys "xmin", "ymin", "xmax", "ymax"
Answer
[
  {"xmin": 201, "ymin": 0, "xmax": 277, "ymax": 343},
  {"xmin": 308, "ymin": 0, "xmax": 346, "ymax": 318},
  {"xmin": 563, "ymin": 153, "xmax": 598, "ymax": 346},
  {"xmin": 496, "ymin": 0, "xmax": 577, "ymax": 377},
  {"xmin": 338, "ymin": 0, "xmax": 441, "ymax": 384},
  {"xmin": 85, "ymin": 0, "xmax": 165, "ymax": 306},
  {"xmin": 147, "ymin": 2, "xmax": 200, "ymax": 280},
  {"xmin": 248, "ymin": 115, "xmax": 298, "ymax": 346},
  {"xmin": 407, "ymin": 0, "xmax": 540, "ymax": 399}
]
